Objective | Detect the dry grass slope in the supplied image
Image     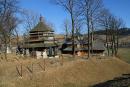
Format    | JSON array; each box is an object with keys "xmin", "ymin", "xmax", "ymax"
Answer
[
  {"xmin": 118, "ymin": 48, "xmax": 130, "ymax": 63},
  {"xmin": 0, "ymin": 54, "xmax": 130, "ymax": 87}
]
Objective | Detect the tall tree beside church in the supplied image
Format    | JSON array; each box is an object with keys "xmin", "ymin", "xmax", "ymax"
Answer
[
  {"xmin": 63, "ymin": 19, "xmax": 71, "ymax": 38},
  {"xmin": 54, "ymin": 0, "xmax": 81, "ymax": 57},
  {"xmin": 80, "ymin": 0, "xmax": 103, "ymax": 58},
  {"xmin": 22, "ymin": 10, "xmax": 39, "ymax": 35},
  {"xmin": 21, "ymin": 10, "xmax": 39, "ymax": 48},
  {"xmin": 0, "ymin": 0, "xmax": 19, "ymax": 60}
]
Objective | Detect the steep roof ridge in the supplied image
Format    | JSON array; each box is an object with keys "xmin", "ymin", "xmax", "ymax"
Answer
[{"xmin": 30, "ymin": 16, "xmax": 54, "ymax": 32}]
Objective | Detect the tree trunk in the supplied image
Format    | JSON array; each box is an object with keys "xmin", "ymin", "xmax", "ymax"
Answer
[
  {"xmin": 87, "ymin": 16, "xmax": 90, "ymax": 58},
  {"xmin": 115, "ymin": 28, "xmax": 119, "ymax": 56},
  {"xmin": 90, "ymin": 17, "xmax": 94, "ymax": 55},
  {"xmin": 71, "ymin": 14, "xmax": 75, "ymax": 58},
  {"xmin": 4, "ymin": 42, "xmax": 7, "ymax": 60},
  {"xmin": 106, "ymin": 28, "xmax": 110, "ymax": 56},
  {"xmin": 111, "ymin": 30, "xmax": 114, "ymax": 57}
]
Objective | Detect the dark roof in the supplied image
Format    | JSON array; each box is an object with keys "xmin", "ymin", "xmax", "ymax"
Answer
[
  {"xmin": 23, "ymin": 42, "xmax": 58, "ymax": 48},
  {"xmin": 63, "ymin": 40, "xmax": 88, "ymax": 45},
  {"xmin": 92, "ymin": 39, "xmax": 105, "ymax": 50},
  {"xmin": 62, "ymin": 39, "xmax": 105, "ymax": 51},
  {"xmin": 30, "ymin": 21, "xmax": 54, "ymax": 33},
  {"xmin": 74, "ymin": 32, "xmax": 83, "ymax": 36},
  {"xmin": 63, "ymin": 47, "xmax": 88, "ymax": 51}
]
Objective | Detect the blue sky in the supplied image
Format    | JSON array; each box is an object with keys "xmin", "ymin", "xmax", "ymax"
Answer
[{"xmin": 19, "ymin": 0, "xmax": 130, "ymax": 34}]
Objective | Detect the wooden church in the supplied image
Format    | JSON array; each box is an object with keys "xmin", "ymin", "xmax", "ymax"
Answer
[{"xmin": 23, "ymin": 16, "xmax": 58, "ymax": 59}]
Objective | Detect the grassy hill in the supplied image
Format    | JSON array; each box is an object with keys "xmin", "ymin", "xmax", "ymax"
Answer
[
  {"xmin": 0, "ymin": 54, "xmax": 130, "ymax": 87},
  {"xmin": 94, "ymin": 28, "xmax": 130, "ymax": 36},
  {"xmin": 117, "ymin": 48, "xmax": 130, "ymax": 63}
]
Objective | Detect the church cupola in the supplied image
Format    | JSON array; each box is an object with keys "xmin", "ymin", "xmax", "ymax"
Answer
[{"xmin": 40, "ymin": 15, "xmax": 44, "ymax": 22}]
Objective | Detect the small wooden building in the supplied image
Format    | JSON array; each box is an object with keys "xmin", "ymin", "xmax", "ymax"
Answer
[
  {"xmin": 61, "ymin": 38, "xmax": 88, "ymax": 55},
  {"xmin": 61, "ymin": 38, "xmax": 105, "ymax": 56},
  {"xmin": 23, "ymin": 16, "xmax": 58, "ymax": 58}
]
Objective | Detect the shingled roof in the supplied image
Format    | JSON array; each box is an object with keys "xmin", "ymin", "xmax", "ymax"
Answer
[
  {"xmin": 23, "ymin": 42, "xmax": 58, "ymax": 48},
  {"xmin": 92, "ymin": 39, "xmax": 105, "ymax": 51},
  {"xmin": 30, "ymin": 16, "xmax": 54, "ymax": 33},
  {"xmin": 62, "ymin": 39, "xmax": 105, "ymax": 52}
]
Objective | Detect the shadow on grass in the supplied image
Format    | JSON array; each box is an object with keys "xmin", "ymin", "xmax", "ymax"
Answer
[{"xmin": 91, "ymin": 74, "xmax": 130, "ymax": 87}]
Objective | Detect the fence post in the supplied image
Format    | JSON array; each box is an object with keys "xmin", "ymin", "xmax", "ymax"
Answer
[
  {"xmin": 21, "ymin": 63, "xmax": 22, "ymax": 77},
  {"xmin": 60, "ymin": 54, "xmax": 63, "ymax": 66},
  {"xmin": 43, "ymin": 59, "xmax": 46, "ymax": 71},
  {"xmin": 32, "ymin": 63, "xmax": 33, "ymax": 74}
]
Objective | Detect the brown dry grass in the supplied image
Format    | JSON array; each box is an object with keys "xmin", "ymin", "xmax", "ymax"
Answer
[
  {"xmin": 0, "ymin": 54, "xmax": 130, "ymax": 87},
  {"xmin": 117, "ymin": 48, "xmax": 130, "ymax": 63}
]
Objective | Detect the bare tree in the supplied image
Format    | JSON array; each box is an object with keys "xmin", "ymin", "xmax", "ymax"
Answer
[
  {"xmin": 63, "ymin": 19, "xmax": 71, "ymax": 38},
  {"xmin": 22, "ymin": 10, "xmax": 39, "ymax": 35},
  {"xmin": 81, "ymin": 0, "xmax": 103, "ymax": 58},
  {"xmin": 53, "ymin": 0, "xmax": 81, "ymax": 57},
  {"xmin": 114, "ymin": 18, "xmax": 124, "ymax": 56},
  {"xmin": 98, "ymin": 9, "xmax": 111, "ymax": 56},
  {"xmin": 12, "ymin": 27, "xmax": 21, "ymax": 47},
  {"xmin": 0, "ymin": 0, "xmax": 19, "ymax": 60},
  {"xmin": 110, "ymin": 17, "xmax": 124, "ymax": 56},
  {"xmin": 99, "ymin": 9, "xmax": 125, "ymax": 56},
  {"xmin": 21, "ymin": 10, "xmax": 39, "ymax": 51},
  {"xmin": 75, "ymin": 18, "xmax": 84, "ymax": 41}
]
